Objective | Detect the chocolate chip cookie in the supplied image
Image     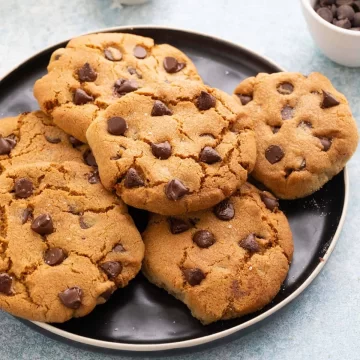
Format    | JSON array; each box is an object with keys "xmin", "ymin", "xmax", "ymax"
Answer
[
  {"xmin": 142, "ymin": 183, "xmax": 293, "ymax": 324},
  {"xmin": 233, "ymin": 72, "xmax": 358, "ymax": 199},
  {"xmin": 0, "ymin": 161, "xmax": 144, "ymax": 322},
  {"xmin": 0, "ymin": 111, "xmax": 88, "ymax": 174},
  {"xmin": 34, "ymin": 32, "xmax": 201, "ymax": 142},
  {"xmin": 86, "ymin": 80, "xmax": 257, "ymax": 215}
]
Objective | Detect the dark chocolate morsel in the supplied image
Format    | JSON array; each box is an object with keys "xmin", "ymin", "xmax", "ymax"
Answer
[
  {"xmin": 100, "ymin": 261, "xmax": 122, "ymax": 279},
  {"xmin": 199, "ymin": 147, "xmax": 222, "ymax": 164},
  {"xmin": 193, "ymin": 230, "xmax": 216, "ymax": 248},
  {"xmin": 14, "ymin": 178, "xmax": 33, "ymax": 199},
  {"xmin": 163, "ymin": 57, "xmax": 186, "ymax": 73},
  {"xmin": 165, "ymin": 179, "xmax": 188, "ymax": 200},
  {"xmin": 239, "ymin": 233, "xmax": 260, "ymax": 252},
  {"xmin": 78, "ymin": 63, "xmax": 97, "ymax": 82},
  {"xmin": 124, "ymin": 168, "xmax": 144, "ymax": 188},
  {"xmin": 73, "ymin": 89, "xmax": 94, "ymax": 105},
  {"xmin": 151, "ymin": 141, "xmax": 172, "ymax": 160},
  {"xmin": 44, "ymin": 248, "xmax": 66, "ymax": 266},
  {"xmin": 0, "ymin": 273, "xmax": 12, "ymax": 295},
  {"xmin": 265, "ymin": 145, "xmax": 285, "ymax": 164},
  {"xmin": 31, "ymin": 214, "xmax": 54, "ymax": 235},
  {"xmin": 107, "ymin": 117, "xmax": 127, "ymax": 136},
  {"xmin": 214, "ymin": 199, "xmax": 235, "ymax": 221},
  {"xmin": 168, "ymin": 217, "xmax": 191, "ymax": 234},
  {"xmin": 196, "ymin": 91, "xmax": 216, "ymax": 110},
  {"xmin": 151, "ymin": 100, "xmax": 173, "ymax": 116},
  {"xmin": 260, "ymin": 192, "xmax": 279, "ymax": 211},
  {"xmin": 183, "ymin": 268, "xmax": 206, "ymax": 286},
  {"xmin": 59, "ymin": 287, "xmax": 83, "ymax": 309}
]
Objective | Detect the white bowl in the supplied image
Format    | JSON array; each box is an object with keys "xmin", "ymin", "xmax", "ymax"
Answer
[{"xmin": 301, "ymin": 0, "xmax": 360, "ymax": 67}]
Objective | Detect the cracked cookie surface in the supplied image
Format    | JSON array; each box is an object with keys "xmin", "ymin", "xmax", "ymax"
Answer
[
  {"xmin": 233, "ymin": 72, "xmax": 358, "ymax": 199},
  {"xmin": 33, "ymin": 32, "xmax": 201, "ymax": 142},
  {"xmin": 0, "ymin": 161, "xmax": 144, "ymax": 322},
  {"xmin": 142, "ymin": 183, "xmax": 293, "ymax": 324},
  {"xmin": 86, "ymin": 80, "xmax": 257, "ymax": 215},
  {"xmin": 0, "ymin": 111, "xmax": 88, "ymax": 174}
]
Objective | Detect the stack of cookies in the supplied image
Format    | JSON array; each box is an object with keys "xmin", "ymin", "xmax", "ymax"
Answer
[{"xmin": 0, "ymin": 32, "xmax": 358, "ymax": 325}]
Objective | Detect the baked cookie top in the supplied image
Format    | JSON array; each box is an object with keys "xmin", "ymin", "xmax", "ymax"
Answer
[
  {"xmin": 142, "ymin": 183, "xmax": 293, "ymax": 324},
  {"xmin": 233, "ymin": 72, "xmax": 358, "ymax": 199},
  {"xmin": 0, "ymin": 111, "xmax": 87, "ymax": 174},
  {"xmin": 86, "ymin": 80, "xmax": 257, "ymax": 215},
  {"xmin": 34, "ymin": 32, "xmax": 201, "ymax": 142},
  {"xmin": 0, "ymin": 161, "xmax": 144, "ymax": 323}
]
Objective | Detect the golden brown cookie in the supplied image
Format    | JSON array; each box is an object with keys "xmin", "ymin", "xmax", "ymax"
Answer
[
  {"xmin": 34, "ymin": 32, "xmax": 201, "ymax": 142},
  {"xmin": 233, "ymin": 72, "xmax": 359, "ymax": 199},
  {"xmin": 0, "ymin": 161, "xmax": 144, "ymax": 322},
  {"xmin": 0, "ymin": 111, "xmax": 88, "ymax": 174},
  {"xmin": 86, "ymin": 80, "xmax": 257, "ymax": 215},
  {"xmin": 142, "ymin": 183, "xmax": 293, "ymax": 324}
]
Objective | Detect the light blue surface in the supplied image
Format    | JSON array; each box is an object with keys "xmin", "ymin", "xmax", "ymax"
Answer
[{"xmin": 0, "ymin": 0, "xmax": 359, "ymax": 359}]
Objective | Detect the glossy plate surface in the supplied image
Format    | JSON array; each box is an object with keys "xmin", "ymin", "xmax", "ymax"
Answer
[{"xmin": 0, "ymin": 26, "xmax": 347, "ymax": 352}]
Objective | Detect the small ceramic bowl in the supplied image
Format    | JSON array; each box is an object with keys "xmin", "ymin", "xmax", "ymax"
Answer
[{"xmin": 301, "ymin": 0, "xmax": 360, "ymax": 67}]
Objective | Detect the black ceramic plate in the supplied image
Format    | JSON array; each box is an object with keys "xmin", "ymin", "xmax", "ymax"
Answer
[{"xmin": 0, "ymin": 26, "xmax": 347, "ymax": 353}]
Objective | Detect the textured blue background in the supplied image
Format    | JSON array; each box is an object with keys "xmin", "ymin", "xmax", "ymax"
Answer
[{"xmin": 0, "ymin": 0, "xmax": 359, "ymax": 359}]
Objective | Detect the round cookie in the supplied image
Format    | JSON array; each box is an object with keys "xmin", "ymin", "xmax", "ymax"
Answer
[
  {"xmin": 86, "ymin": 80, "xmax": 257, "ymax": 215},
  {"xmin": 0, "ymin": 161, "xmax": 144, "ymax": 322},
  {"xmin": 142, "ymin": 183, "xmax": 293, "ymax": 324},
  {"xmin": 34, "ymin": 32, "xmax": 201, "ymax": 142},
  {"xmin": 0, "ymin": 111, "xmax": 88, "ymax": 174},
  {"xmin": 233, "ymin": 72, "xmax": 358, "ymax": 199}
]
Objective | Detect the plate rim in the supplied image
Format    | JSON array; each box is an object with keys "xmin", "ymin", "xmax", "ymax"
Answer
[{"xmin": 0, "ymin": 24, "xmax": 349, "ymax": 352}]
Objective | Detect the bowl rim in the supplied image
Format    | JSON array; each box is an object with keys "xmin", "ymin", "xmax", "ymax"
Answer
[{"xmin": 301, "ymin": 0, "xmax": 360, "ymax": 37}]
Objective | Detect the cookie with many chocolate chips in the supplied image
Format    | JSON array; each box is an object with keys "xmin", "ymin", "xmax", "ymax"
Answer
[
  {"xmin": 233, "ymin": 72, "xmax": 358, "ymax": 199},
  {"xmin": 0, "ymin": 111, "xmax": 88, "ymax": 174},
  {"xmin": 86, "ymin": 80, "xmax": 257, "ymax": 215},
  {"xmin": 34, "ymin": 32, "xmax": 201, "ymax": 142},
  {"xmin": 142, "ymin": 183, "xmax": 293, "ymax": 324},
  {"xmin": 0, "ymin": 161, "xmax": 144, "ymax": 322}
]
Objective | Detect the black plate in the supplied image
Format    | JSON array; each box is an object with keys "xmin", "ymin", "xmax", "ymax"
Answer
[{"xmin": 0, "ymin": 27, "xmax": 346, "ymax": 352}]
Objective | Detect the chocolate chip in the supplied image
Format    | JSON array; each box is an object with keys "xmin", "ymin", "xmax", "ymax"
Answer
[
  {"xmin": 336, "ymin": 0, "xmax": 353, "ymax": 4},
  {"xmin": 272, "ymin": 126, "xmax": 281, "ymax": 134},
  {"xmin": 168, "ymin": 217, "xmax": 190, "ymax": 234},
  {"xmin": 113, "ymin": 243, "xmax": 126, "ymax": 252},
  {"xmin": 44, "ymin": 248, "xmax": 66, "ymax": 266},
  {"xmin": 100, "ymin": 261, "xmax": 122, "ymax": 279},
  {"xmin": 124, "ymin": 168, "xmax": 144, "ymax": 188},
  {"xmin": 337, "ymin": 4, "xmax": 355, "ymax": 20},
  {"xmin": 0, "ymin": 136, "xmax": 16, "ymax": 155},
  {"xmin": 107, "ymin": 117, "xmax": 127, "ymax": 136},
  {"xmin": 320, "ymin": 0, "xmax": 336, "ymax": 5},
  {"xmin": 88, "ymin": 169, "xmax": 100, "ymax": 184},
  {"xmin": 21, "ymin": 208, "xmax": 33, "ymax": 224},
  {"xmin": 236, "ymin": 94, "xmax": 253, "ymax": 105},
  {"xmin": 196, "ymin": 91, "xmax": 216, "ymax": 110},
  {"xmin": 317, "ymin": 7, "xmax": 334, "ymax": 22},
  {"xmin": 239, "ymin": 233, "xmax": 260, "ymax": 252},
  {"xmin": 114, "ymin": 79, "xmax": 138, "ymax": 96},
  {"xmin": 73, "ymin": 89, "xmax": 94, "ymax": 105},
  {"xmin": 83, "ymin": 149, "xmax": 97, "ymax": 167},
  {"xmin": 318, "ymin": 136, "xmax": 332, "ymax": 151},
  {"xmin": 214, "ymin": 199, "xmax": 235, "ymax": 221},
  {"xmin": 14, "ymin": 178, "xmax": 33, "ymax": 198},
  {"xmin": 31, "ymin": 214, "xmax": 54, "ymax": 235},
  {"xmin": 333, "ymin": 18, "xmax": 352, "ymax": 28},
  {"xmin": 79, "ymin": 215, "xmax": 92, "ymax": 229},
  {"xmin": 281, "ymin": 105, "xmax": 294, "ymax": 120},
  {"xmin": 69, "ymin": 136, "xmax": 83, "ymax": 147},
  {"xmin": 133, "ymin": 45, "xmax": 147, "ymax": 59},
  {"xmin": 165, "ymin": 179, "xmax": 188, "ymax": 200},
  {"xmin": 352, "ymin": 1, "xmax": 360, "ymax": 11},
  {"xmin": 260, "ymin": 192, "xmax": 279, "ymax": 211},
  {"xmin": 193, "ymin": 230, "xmax": 215, "ymax": 248},
  {"xmin": 0, "ymin": 273, "xmax": 12, "ymax": 295},
  {"xmin": 151, "ymin": 141, "xmax": 172, "ymax": 159},
  {"xmin": 321, "ymin": 90, "xmax": 340, "ymax": 108},
  {"xmin": 99, "ymin": 288, "xmax": 114, "ymax": 302},
  {"xmin": 59, "ymin": 287, "xmax": 83, "ymax": 309},
  {"xmin": 151, "ymin": 100, "xmax": 173, "ymax": 116},
  {"xmin": 45, "ymin": 135, "xmax": 61, "ymax": 144},
  {"xmin": 127, "ymin": 67, "xmax": 142, "ymax": 79},
  {"xmin": 265, "ymin": 145, "xmax": 284, "ymax": 164},
  {"xmin": 54, "ymin": 54, "xmax": 62, "ymax": 61},
  {"xmin": 104, "ymin": 47, "xmax": 122, "ymax": 61},
  {"xmin": 277, "ymin": 82, "xmax": 294, "ymax": 95},
  {"xmin": 78, "ymin": 63, "xmax": 97, "ymax": 82},
  {"xmin": 199, "ymin": 147, "xmax": 222, "ymax": 164},
  {"xmin": 353, "ymin": 13, "xmax": 360, "ymax": 26},
  {"xmin": 163, "ymin": 57, "xmax": 186, "ymax": 73},
  {"xmin": 183, "ymin": 268, "xmax": 205, "ymax": 286}
]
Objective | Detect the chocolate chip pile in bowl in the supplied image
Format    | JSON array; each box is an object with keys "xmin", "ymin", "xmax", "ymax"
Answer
[{"xmin": 315, "ymin": 0, "xmax": 360, "ymax": 30}]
